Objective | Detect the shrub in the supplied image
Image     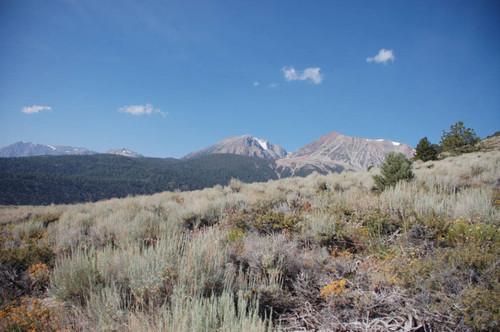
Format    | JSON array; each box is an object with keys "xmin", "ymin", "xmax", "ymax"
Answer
[
  {"xmin": 445, "ymin": 218, "xmax": 499, "ymax": 248},
  {"xmin": 397, "ymin": 243, "xmax": 499, "ymax": 330},
  {"xmin": 372, "ymin": 152, "xmax": 414, "ymax": 191},
  {"xmin": 320, "ymin": 278, "xmax": 349, "ymax": 299},
  {"xmin": 316, "ymin": 181, "xmax": 328, "ymax": 192},
  {"xmin": 11, "ymin": 221, "xmax": 46, "ymax": 243},
  {"xmin": 232, "ymin": 233, "xmax": 304, "ymax": 287},
  {"xmin": 82, "ymin": 283, "xmax": 130, "ymax": 330},
  {"xmin": 304, "ymin": 211, "xmax": 346, "ymax": 248},
  {"xmin": 459, "ymin": 284, "xmax": 500, "ymax": 331},
  {"xmin": 176, "ymin": 228, "xmax": 228, "ymax": 298},
  {"xmin": 0, "ymin": 297, "xmax": 68, "ymax": 331},
  {"xmin": 360, "ymin": 209, "xmax": 400, "ymax": 237},
  {"xmin": 29, "ymin": 263, "xmax": 50, "ymax": 291},
  {"xmin": 51, "ymin": 248, "xmax": 104, "ymax": 306},
  {"xmin": 229, "ymin": 178, "xmax": 243, "ymax": 193},
  {"xmin": 253, "ymin": 212, "xmax": 301, "ymax": 235},
  {"xmin": 227, "ymin": 228, "xmax": 247, "ymax": 242},
  {"xmin": 0, "ymin": 244, "xmax": 54, "ymax": 272},
  {"xmin": 138, "ymin": 289, "xmax": 273, "ymax": 331}
]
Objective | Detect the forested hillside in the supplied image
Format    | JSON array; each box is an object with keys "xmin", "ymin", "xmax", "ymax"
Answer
[{"xmin": 0, "ymin": 154, "xmax": 278, "ymax": 205}]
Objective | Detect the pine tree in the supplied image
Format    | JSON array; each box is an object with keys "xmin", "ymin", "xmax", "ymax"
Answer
[
  {"xmin": 415, "ymin": 137, "xmax": 439, "ymax": 162},
  {"xmin": 440, "ymin": 121, "xmax": 480, "ymax": 155},
  {"xmin": 373, "ymin": 152, "xmax": 414, "ymax": 191}
]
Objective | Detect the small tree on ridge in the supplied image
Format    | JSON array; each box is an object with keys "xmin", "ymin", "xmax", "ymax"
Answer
[{"xmin": 440, "ymin": 121, "xmax": 480, "ymax": 155}]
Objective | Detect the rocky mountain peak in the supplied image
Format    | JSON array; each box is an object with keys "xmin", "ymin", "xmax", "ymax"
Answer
[
  {"xmin": 277, "ymin": 131, "xmax": 414, "ymax": 176},
  {"xmin": 181, "ymin": 135, "xmax": 288, "ymax": 160}
]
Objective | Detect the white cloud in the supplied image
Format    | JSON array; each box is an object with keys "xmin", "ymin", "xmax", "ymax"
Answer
[
  {"xmin": 119, "ymin": 104, "xmax": 166, "ymax": 116},
  {"xmin": 21, "ymin": 105, "xmax": 52, "ymax": 114},
  {"xmin": 366, "ymin": 49, "xmax": 395, "ymax": 64},
  {"xmin": 282, "ymin": 66, "xmax": 323, "ymax": 84},
  {"xmin": 269, "ymin": 82, "xmax": 278, "ymax": 88},
  {"xmin": 283, "ymin": 67, "xmax": 299, "ymax": 81},
  {"xmin": 253, "ymin": 81, "xmax": 260, "ymax": 86}
]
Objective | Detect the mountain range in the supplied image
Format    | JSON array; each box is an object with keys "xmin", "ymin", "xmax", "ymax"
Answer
[
  {"xmin": 0, "ymin": 141, "xmax": 97, "ymax": 157},
  {"xmin": 0, "ymin": 142, "xmax": 143, "ymax": 158},
  {"xmin": 0, "ymin": 131, "xmax": 456, "ymax": 206},
  {"xmin": 0, "ymin": 131, "xmax": 415, "ymax": 175},
  {"xmin": 181, "ymin": 132, "xmax": 414, "ymax": 175},
  {"xmin": 1, "ymin": 131, "xmax": 496, "ymax": 206}
]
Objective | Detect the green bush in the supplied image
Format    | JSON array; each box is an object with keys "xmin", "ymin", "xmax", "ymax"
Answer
[
  {"xmin": 445, "ymin": 218, "xmax": 499, "ymax": 248},
  {"xmin": 398, "ymin": 243, "xmax": 499, "ymax": 330},
  {"xmin": 459, "ymin": 282, "xmax": 500, "ymax": 331},
  {"xmin": 227, "ymin": 228, "xmax": 247, "ymax": 242},
  {"xmin": 253, "ymin": 212, "xmax": 301, "ymax": 235},
  {"xmin": 0, "ymin": 244, "xmax": 54, "ymax": 272},
  {"xmin": 360, "ymin": 209, "xmax": 400, "ymax": 236},
  {"xmin": 372, "ymin": 152, "xmax": 414, "ymax": 191},
  {"xmin": 0, "ymin": 244, "xmax": 55, "ymax": 303}
]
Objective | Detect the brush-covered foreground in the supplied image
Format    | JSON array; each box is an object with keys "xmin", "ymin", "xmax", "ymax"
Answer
[{"xmin": 0, "ymin": 151, "xmax": 499, "ymax": 331}]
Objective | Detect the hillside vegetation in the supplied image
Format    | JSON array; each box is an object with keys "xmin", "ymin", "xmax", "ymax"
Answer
[
  {"xmin": 0, "ymin": 154, "xmax": 278, "ymax": 205},
  {"xmin": 0, "ymin": 150, "xmax": 499, "ymax": 331}
]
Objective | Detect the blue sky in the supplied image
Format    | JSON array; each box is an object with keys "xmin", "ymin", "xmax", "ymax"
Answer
[{"xmin": 1, "ymin": 0, "xmax": 499, "ymax": 158}]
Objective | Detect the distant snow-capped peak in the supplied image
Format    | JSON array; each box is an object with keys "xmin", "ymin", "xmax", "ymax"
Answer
[
  {"xmin": 0, "ymin": 141, "xmax": 97, "ymax": 157},
  {"xmin": 105, "ymin": 148, "xmax": 143, "ymax": 158}
]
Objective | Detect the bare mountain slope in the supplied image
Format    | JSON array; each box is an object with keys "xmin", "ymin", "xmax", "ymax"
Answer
[
  {"xmin": 277, "ymin": 131, "xmax": 414, "ymax": 176},
  {"xmin": 182, "ymin": 135, "xmax": 288, "ymax": 160}
]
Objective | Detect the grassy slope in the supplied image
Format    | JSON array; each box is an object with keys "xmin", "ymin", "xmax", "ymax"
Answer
[{"xmin": 0, "ymin": 150, "xmax": 499, "ymax": 331}]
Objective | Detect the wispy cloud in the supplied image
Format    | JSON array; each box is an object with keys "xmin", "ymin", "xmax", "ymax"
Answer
[
  {"xmin": 253, "ymin": 81, "xmax": 260, "ymax": 87},
  {"xmin": 119, "ymin": 104, "xmax": 166, "ymax": 116},
  {"xmin": 282, "ymin": 66, "xmax": 323, "ymax": 84},
  {"xmin": 366, "ymin": 49, "xmax": 395, "ymax": 64},
  {"xmin": 269, "ymin": 83, "xmax": 278, "ymax": 88},
  {"xmin": 21, "ymin": 105, "xmax": 52, "ymax": 114}
]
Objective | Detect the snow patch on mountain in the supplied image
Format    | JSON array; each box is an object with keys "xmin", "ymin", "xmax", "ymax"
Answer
[{"xmin": 256, "ymin": 138, "xmax": 268, "ymax": 150}]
